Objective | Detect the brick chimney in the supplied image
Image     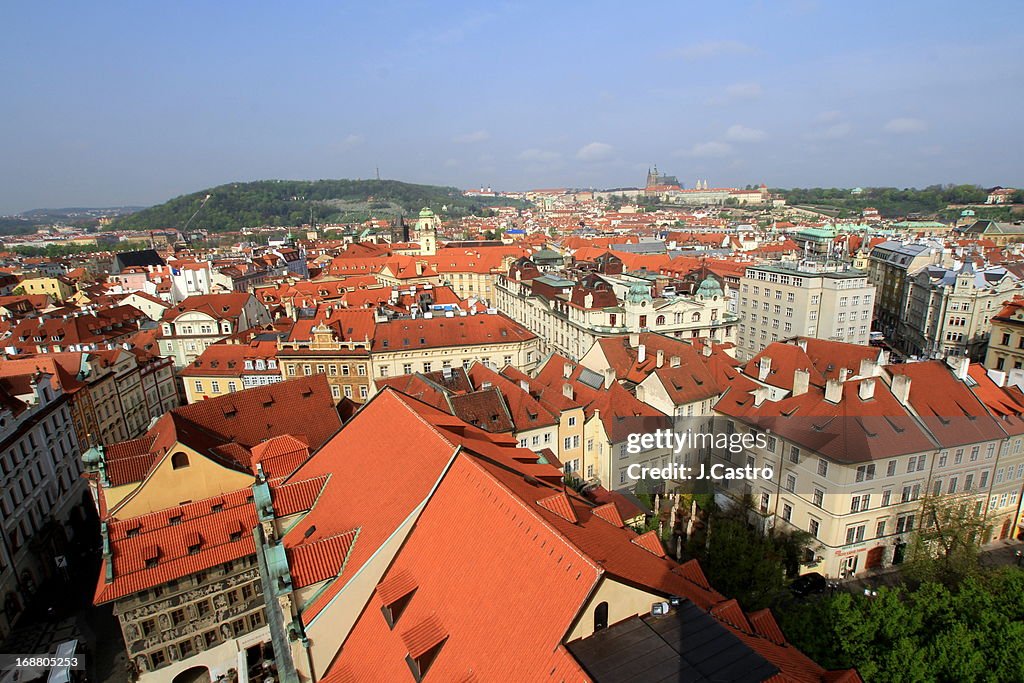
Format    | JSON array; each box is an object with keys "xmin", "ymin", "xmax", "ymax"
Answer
[
  {"xmin": 891, "ymin": 373, "xmax": 912, "ymax": 405},
  {"xmin": 858, "ymin": 377, "xmax": 876, "ymax": 401},
  {"xmin": 758, "ymin": 356, "xmax": 772, "ymax": 382},
  {"xmin": 824, "ymin": 378, "xmax": 843, "ymax": 404},
  {"xmin": 858, "ymin": 357, "xmax": 878, "ymax": 378},
  {"xmin": 638, "ymin": 344, "xmax": 647, "ymax": 363},
  {"xmin": 629, "ymin": 333, "xmax": 640, "ymax": 348},
  {"xmin": 656, "ymin": 349, "xmax": 665, "ymax": 368},
  {"xmin": 793, "ymin": 368, "xmax": 809, "ymax": 396}
]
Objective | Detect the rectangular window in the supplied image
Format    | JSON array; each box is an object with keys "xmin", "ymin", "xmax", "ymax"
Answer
[
  {"xmin": 887, "ymin": 460, "xmax": 897, "ymax": 477},
  {"xmin": 881, "ymin": 489, "xmax": 891, "ymax": 506},
  {"xmin": 789, "ymin": 446, "xmax": 800, "ymax": 464},
  {"xmin": 812, "ymin": 488, "xmax": 824, "ymax": 508},
  {"xmin": 782, "ymin": 503, "xmax": 793, "ymax": 521},
  {"xmin": 809, "ymin": 519, "xmax": 819, "ymax": 537}
]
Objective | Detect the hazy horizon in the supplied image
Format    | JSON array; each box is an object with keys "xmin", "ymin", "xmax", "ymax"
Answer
[{"xmin": 2, "ymin": 0, "xmax": 1022, "ymax": 214}]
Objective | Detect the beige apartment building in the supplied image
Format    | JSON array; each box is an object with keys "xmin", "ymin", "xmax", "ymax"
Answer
[
  {"xmin": 736, "ymin": 263, "xmax": 875, "ymax": 361},
  {"xmin": 904, "ymin": 262, "xmax": 1020, "ymax": 360},
  {"xmin": 370, "ymin": 311, "xmax": 542, "ymax": 380},
  {"xmin": 867, "ymin": 240, "xmax": 947, "ymax": 346},
  {"xmin": 985, "ymin": 295, "xmax": 1024, "ymax": 375},
  {"xmin": 714, "ymin": 341, "xmax": 1024, "ymax": 579}
]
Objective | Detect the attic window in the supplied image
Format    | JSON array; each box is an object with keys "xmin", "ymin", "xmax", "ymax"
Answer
[
  {"xmin": 169, "ymin": 514, "xmax": 183, "ymax": 525},
  {"xmin": 126, "ymin": 525, "xmax": 141, "ymax": 538},
  {"xmin": 211, "ymin": 503, "xmax": 224, "ymax": 512}
]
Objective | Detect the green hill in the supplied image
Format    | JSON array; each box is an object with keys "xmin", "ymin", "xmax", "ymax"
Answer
[{"xmin": 111, "ymin": 179, "xmax": 527, "ymax": 232}]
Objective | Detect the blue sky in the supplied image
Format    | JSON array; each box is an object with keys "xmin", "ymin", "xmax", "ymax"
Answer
[{"xmin": 1, "ymin": 0, "xmax": 1022, "ymax": 213}]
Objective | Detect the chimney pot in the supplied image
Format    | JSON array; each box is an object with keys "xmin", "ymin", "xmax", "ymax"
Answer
[
  {"xmin": 891, "ymin": 373, "xmax": 912, "ymax": 405},
  {"xmin": 825, "ymin": 378, "xmax": 843, "ymax": 403},
  {"xmin": 792, "ymin": 368, "xmax": 810, "ymax": 396},
  {"xmin": 858, "ymin": 377, "xmax": 876, "ymax": 401}
]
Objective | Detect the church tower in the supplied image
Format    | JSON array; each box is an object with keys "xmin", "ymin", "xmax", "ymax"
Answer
[{"xmin": 416, "ymin": 207, "xmax": 438, "ymax": 256}]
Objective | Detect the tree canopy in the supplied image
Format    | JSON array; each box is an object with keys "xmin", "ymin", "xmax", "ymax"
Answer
[
  {"xmin": 777, "ymin": 568, "xmax": 1024, "ymax": 682},
  {"xmin": 110, "ymin": 179, "xmax": 528, "ymax": 232},
  {"xmin": 774, "ymin": 185, "xmax": 990, "ymax": 218}
]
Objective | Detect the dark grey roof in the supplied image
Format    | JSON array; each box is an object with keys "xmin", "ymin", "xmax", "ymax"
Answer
[
  {"xmin": 113, "ymin": 249, "xmax": 165, "ymax": 273},
  {"xmin": 578, "ymin": 367, "xmax": 604, "ymax": 390},
  {"xmin": 567, "ymin": 601, "xmax": 779, "ymax": 683}
]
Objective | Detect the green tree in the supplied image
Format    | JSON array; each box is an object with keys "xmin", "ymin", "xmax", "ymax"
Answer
[
  {"xmin": 904, "ymin": 494, "xmax": 986, "ymax": 586},
  {"xmin": 776, "ymin": 568, "xmax": 1024, "ymax": 682}
]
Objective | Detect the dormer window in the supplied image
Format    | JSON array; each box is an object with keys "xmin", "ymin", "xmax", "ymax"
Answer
[
  {"xmin": 267, "ymin": 360, "xmax": 277, "ymax": 369},
  {"xmin": 244, "ymin": 360, "xmax": 254, "ymax": 370},
  {"xmin": 171, "ymin": 452, "xmax": 190, "ymax": 469}
]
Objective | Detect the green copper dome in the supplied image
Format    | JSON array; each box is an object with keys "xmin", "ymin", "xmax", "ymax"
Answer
[
  {"xmin": 626, "ymin": 281, "xmax": 653, "ymax": 304},
  {"xmin": 696, "ymin": 276, "xmax": 722, "ymax": 299},
  {"xmin": 419, "ymin": 207, "xmax": 435, "ymax": 218}
]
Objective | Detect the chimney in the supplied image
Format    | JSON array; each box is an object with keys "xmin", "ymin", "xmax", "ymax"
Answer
[
  {"xmin": 796, "ymin": 338, "xmax": 807, "ymax": 352},
  {"xmin": 563, "ymin": 383, "xmax": 574, "ymax": 399},
  {"xmin": 754, "ymin": 386, "xmax": 771, "ymax": 407},
  {"xmin": 670, "ymin": 355, "xmax": 681, "ymax": 368},
  {"xmin": 858, "ymin": 357, "xmax": 878, "ymax": 378},
  {"xmin": 629, "ymin": 333, "xmax": 640, "ymax": 348},
  {"xmin": 519, "ymin": 379, "xmax": 530, "ymax": 392},
  {"xmin": 858, "ymin": 377, "xmax": 876, "ymax": 401},
  {"xmin": 824, "ymin": 378, "xmax": 843, "ymax": 404},
  {"xmin": 946, "ymin": 354, "xmax": 970, "ymax": 381},
  {"xmin": 758, "ymin": 356, "xmax": 772, "ymax": 382},
  {"xmin": 792, "ymin": 368, "xmax": 809, "ymax": 396},
  {"xmin": 656, "ymin": 349, "xmax": 664, "ymax": 368},
  {"xmin": 838, "ymin": 368, "xmax": 850, "ymax": 383},
  {"xmin": 563, "ymin": 362, "xmax": 573, "ymax": 378},
  {"xmin": 604, "ymin": 367, "xmax": 615, "ymax": 389},
  {"xmin": 891, "ymin": 373, "xmax": 912, "ymax": 405},
  {"xmin": 702, "ymin": 343, "xmax": 712, "ymax": 358},
  {"xmin": 638, "ymin": 344, "xmax": 647, "ymax": 363}
]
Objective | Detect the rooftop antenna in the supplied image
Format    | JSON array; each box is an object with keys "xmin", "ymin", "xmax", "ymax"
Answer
[{"xmin": 376, "ymin": 167, "xmax": 380, "ymax": 181}]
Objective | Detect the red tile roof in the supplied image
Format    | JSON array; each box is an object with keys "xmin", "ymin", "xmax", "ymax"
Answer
[
  {"xmin": 288, "ymin": 529, "xmax": 359, "ymax": 589},
  {"xmin": 95, "ymin": 488, "xmax": 258, "ymax": 603}
]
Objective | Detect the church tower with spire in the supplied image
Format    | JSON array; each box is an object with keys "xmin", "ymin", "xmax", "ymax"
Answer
[{"xmin": 416, "ymin": 207, "xmax": 438, "ymax": 256}]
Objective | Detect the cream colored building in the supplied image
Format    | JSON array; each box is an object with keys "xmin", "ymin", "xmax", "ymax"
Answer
[
  {"xmin": 714, "ymin": 345, "xmax": 1024, "ymax": 579},
  {"xmin": 737, "ymin": 263, "xmax": 875, "ymax": 361},
  {"xmin": 370, "ymin": 312, "xmax": 542, "ymax": 380}
]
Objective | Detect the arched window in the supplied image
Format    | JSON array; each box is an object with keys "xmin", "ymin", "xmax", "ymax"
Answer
[
  {"xmin": 691, "ymin": 312, "xmax": 701, "ymax": 322},
  {"xmin": 171, "ymin": 452, "xmax": 190, "ymax": 470},
  {"xmin": 594, "ymin": 601, "xmax": 609, "ymax": 631},
  {"xmin": 655, "ymin": 315, "xmax": 666, "ymax": 326}
]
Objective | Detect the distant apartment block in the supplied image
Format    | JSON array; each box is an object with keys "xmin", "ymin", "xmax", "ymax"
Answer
[{"xmin": 736, "ymin": 263, "xmax": 875, "ymax": 361}]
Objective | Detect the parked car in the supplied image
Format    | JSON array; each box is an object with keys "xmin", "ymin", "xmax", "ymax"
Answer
[{"xmin": 789, "ymin": 572, "xmax": 827, "ymax": 596}]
